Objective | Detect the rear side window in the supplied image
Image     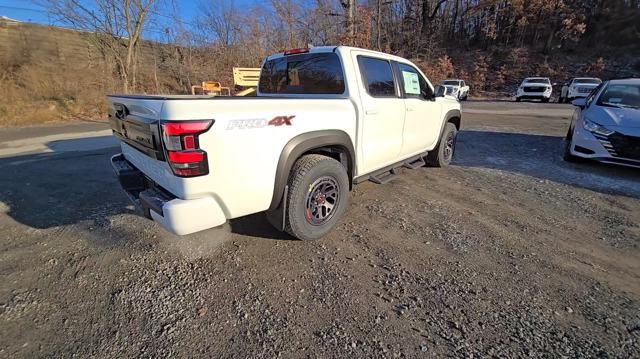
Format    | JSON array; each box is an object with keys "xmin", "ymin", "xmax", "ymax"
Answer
[
  {"xmin": 358, "ymin": 56, "xmax": 396, "ymax": 97},
  {"xmin": 259, "ymin": 53, "xmax": 345, "ymax": 94}
]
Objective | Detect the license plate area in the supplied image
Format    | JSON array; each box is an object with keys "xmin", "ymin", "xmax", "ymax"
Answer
[{"xmin": 110, "ymin": 154, "xmax": 176, "ymax": 218}]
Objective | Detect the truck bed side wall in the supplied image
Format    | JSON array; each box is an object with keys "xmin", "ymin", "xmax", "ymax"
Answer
[{"xmin": 156, "ymin": 98, "xmax": 357, "ymax": 219}]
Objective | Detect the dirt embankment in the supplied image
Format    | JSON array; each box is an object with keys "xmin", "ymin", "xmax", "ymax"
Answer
[{"xmin": 3, "ymin": 18, "xmax": 639, "ymax": 128}]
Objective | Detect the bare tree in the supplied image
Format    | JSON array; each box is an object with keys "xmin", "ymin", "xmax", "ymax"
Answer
[
  {"xmin": 199, "ymin": 0, "xmax": 241, "ymax": 46},
  {"xmin": 270, "ymin": 0, "xmax": 301, "ymax": 48},
  {"xmin": 340, "ymin": 0, "xmax": 356, "ymax": 40},
  {"xmin": 43, "ymin": 0, "xmax": 156, "ymax": 93}
]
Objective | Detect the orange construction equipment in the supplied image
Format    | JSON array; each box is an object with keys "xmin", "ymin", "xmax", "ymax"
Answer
[{"xmin": 191, "ymin": 81, "xmax": 231, "ymax": 96}]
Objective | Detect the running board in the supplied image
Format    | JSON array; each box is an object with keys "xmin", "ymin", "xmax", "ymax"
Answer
[
  {"xmin": 354, "ymin": 153, "xmax": 429, "ymax": 185},
  {"xmin": 369, "ymin": 168, "xmax": 397, "ymax": 184},
  {"xmin": 403, "ymin": 157, "xmax": 426, "ymax": 169}
]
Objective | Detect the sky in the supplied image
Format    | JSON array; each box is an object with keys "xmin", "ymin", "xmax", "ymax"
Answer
[
  {"xmin": 0, "ymin": 0, "xmax": 258, "ymax": 39},
  {"xmin": 0, "ymin": 1, "xmax": 52, "ymax": 24}
]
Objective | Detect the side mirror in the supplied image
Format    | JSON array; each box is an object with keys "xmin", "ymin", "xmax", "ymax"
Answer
[
  {"xmin": 552, "ymin": 82, "xmax": 558, "ymax": 86},
  {"xmin": 571, "ymin": 98, "xmax": 586, "ymax": 108},
  {"xmin": 434, "ymin": 86, "xmax": 445, "ymax": 98}
]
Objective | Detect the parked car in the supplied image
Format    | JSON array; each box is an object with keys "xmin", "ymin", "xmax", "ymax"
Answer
[
  {"xmin": 108, "ymin": 46, "xmax": 462, "ymax": 240},
  {"xmin": 516, "ymin": 77, "xmax": 553, "ymax": 102},
  {"xmin": 439, "ymin": 79, "xmax": 469, "ymax": 100},
  {"xmin": 435, "ymin": 84, "xmax": 461, "ymax": 99},
  {"xmin": 559, "ymin": 77, "xmax": 602, "ymax": 103},
  {"xmin": 564, "ymin": 78, "xmax": 640, "ymax": 168}
]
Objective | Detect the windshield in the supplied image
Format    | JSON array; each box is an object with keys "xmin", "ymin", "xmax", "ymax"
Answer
[
  {"xmin": 442, "ymin": 80, "xmax": 460, "ymax": 86},
  {"xmin": 597, "ymin": 84, "xmax": 640, "ymax": 109},
  {"xmin": 524, "ymin": 78, "xmax": 550, "ymax": 85},
  {"xmin": 574, "ymin": 79, "xmax": 601, "ymax": 85}
]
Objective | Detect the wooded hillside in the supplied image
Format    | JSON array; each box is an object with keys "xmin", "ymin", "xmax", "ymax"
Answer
[{"xmin": 1, "ymin": 0, "xmax": 639, "ymax": 126}]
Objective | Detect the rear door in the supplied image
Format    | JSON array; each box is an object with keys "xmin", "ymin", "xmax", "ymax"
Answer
[
  {"xmin": 352, "ymin": 52, "xmax": 405, "ymax": 174},
  {"xmin": 395, "ymin": 62, "xmax": 442, "ymax": 156}
]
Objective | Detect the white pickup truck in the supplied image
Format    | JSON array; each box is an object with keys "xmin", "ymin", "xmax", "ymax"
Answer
[
  {"xmin": 439, "ymin": 79, "xmax": 469, "ymax": 101},
  {"xmin": 108, "ymin": 46, "xmax": 462, "ymax": 240}
]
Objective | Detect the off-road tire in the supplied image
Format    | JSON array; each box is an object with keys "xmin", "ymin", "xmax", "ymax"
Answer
[
  {"xmin": 542, "ymin": 98, "xmax": 550, "ymax": 103},
  {"xmin": 426, "ymin": 123, "xmax": 458, "ymax": 167},
  {"xmin": 285, "ymin": 154, "xmax": 349, "ymax": 240},
  {"xmin": 515, "ymin": 97, "xmax": 521, "ymax": 102}
]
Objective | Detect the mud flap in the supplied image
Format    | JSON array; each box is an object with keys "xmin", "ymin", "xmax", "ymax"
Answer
[{"xmin": 266, "ymin": 185, "xmax": 289, "ymax": 231}]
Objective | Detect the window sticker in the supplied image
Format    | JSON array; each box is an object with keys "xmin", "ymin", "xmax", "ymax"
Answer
[{"xmin": 402, "ymin": 71, "xmax": 420, "ymax": 95}]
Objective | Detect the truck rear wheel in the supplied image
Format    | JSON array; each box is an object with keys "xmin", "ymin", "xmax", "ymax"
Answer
[
  {"xmin": 285, "ymin": 154, "xmax": 349, "ymax": 240},
  {"xmin": 426, "ymin": 123, "xmax": 458, "ymax": 167}
]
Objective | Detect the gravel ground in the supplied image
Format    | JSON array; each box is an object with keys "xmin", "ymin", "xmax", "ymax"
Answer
[{"xmin": 1, "ymin": 101, "xmax": 639, "ymax": 358}]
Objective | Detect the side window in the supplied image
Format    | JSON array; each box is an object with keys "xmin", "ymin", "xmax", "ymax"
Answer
[
  {"xmin": 461, "ymin": 81, "xmax": 466, "ymax": 87},
  {"xmin": 398, "ymin": 63, "xmax": 432, "ymax": 99},
  {"xmin": 357, "ymin": 56, "xmax": 396, "ymax": 97}
]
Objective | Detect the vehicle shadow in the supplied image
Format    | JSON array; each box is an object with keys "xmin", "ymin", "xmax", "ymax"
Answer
[
  {"xmin": 0, "ymin": 138, "xmax": 131, "ymax": 230},
  {"xmin": 229, "ymin": 214, "xmax": 295, "ymax": 241},
  {"xmin": 453, "ymin": 130, "xmax": 640, "ymax": 199},
  {"xmin": 0, "ymin": 136, "xmax": 294, "ymax": 241}
]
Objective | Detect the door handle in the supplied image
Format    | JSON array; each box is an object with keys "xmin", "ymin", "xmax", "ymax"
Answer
[
  {"xmin": 406, "ymin": 107, "xmax": 415, "ymax": 112},
  {"xmin": 365, "ymin": 110, "xmax": 379, "ymax": 115}
]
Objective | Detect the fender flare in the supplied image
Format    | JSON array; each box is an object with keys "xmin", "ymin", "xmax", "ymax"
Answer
[
  {"xmin": 429, "ymin": 109, "xmax": 462, "ymax": 151},
  {"xmin": 269, "ymin": 130, "xmax": 355, "ymax": 211},
  {"xmin": 444, "ymin": 109, "xmax": 462, "ymax": 129}
]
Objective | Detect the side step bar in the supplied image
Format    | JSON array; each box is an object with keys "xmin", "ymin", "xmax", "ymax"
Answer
[
  {"xmin": 369, "ymin": 168, "xmax": 397, "ymax": 184},
  {"xmin": 404, "ymin": 157, "xmax": 426, "ymax": 169},
  {"xmin": 366, "ymin": 154, "xmax": 427, "ymax": 185}
]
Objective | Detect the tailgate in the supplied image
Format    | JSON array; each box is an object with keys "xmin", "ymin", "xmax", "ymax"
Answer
[{"xmin": 108, "ymin": 99, "xmax": 165, "ymax": 161}]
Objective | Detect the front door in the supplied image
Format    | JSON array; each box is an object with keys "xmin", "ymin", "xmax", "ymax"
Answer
[{"xmin": 396, "ymin": 62, "xmax": 443, "ymax": 156}]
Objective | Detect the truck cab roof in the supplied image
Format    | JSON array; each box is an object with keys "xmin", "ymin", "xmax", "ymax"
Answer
[{"xmin": 265, "ymin": 46, "xmax": 416, "ymax": 66}]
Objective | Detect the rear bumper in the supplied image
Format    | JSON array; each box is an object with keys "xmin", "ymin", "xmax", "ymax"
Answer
[{"xmin": 111, "ymin": 153, "xmax": 227, "ymax": 235}]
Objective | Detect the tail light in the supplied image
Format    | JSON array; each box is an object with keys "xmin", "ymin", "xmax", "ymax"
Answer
[
  {"xmin": 161, "ymin": 120, "xmax": 213, "ymax": 177},
  {"xmin": 284, "ymin": 48, "xmax": 309, "ymax": 55}
]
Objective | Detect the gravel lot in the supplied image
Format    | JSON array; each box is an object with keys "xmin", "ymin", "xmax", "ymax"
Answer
[{"xmin": 1, "ymin": 101, "xmax": 639, "ymax": 358}]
